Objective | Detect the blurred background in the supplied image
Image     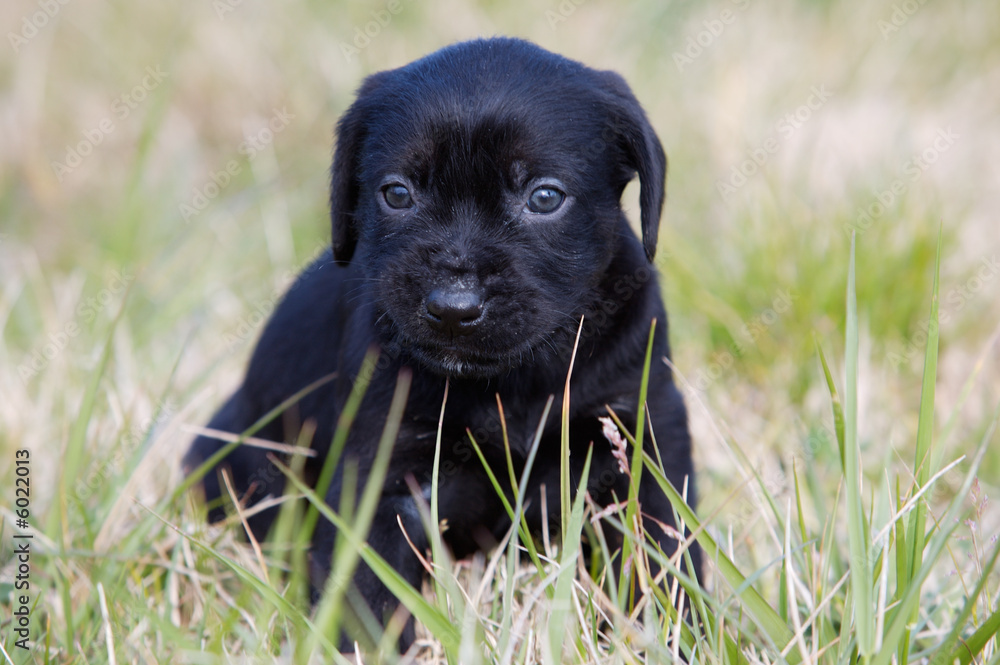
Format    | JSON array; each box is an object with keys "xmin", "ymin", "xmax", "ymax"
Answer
[{"xmin": 1, "ymin": 0, "xmax": 998, "ymax": 623}]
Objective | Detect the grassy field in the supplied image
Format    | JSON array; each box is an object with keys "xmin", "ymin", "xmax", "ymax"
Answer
[{"xmin": 2, "ymin": 0, "xmax": 999, "ymax": 662}]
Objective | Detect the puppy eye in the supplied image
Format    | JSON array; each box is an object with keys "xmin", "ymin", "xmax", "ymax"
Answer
[
  {"xmin": 382, "ymin": 184, "xmax": 413, "ymax": 209},
  {"xmin": 526, "ymin": 186, "xmax": 565, "ymax": 214}
]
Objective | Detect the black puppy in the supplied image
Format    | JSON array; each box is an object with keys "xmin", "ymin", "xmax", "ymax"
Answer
[{"xmin": 185, "ymin": 37, "xmax": 698, "ymax": 651}]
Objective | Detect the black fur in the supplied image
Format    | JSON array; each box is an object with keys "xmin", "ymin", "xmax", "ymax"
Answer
[{"xmin": 184, "ymin": 37, "xmax": 698, "ymax": 652}]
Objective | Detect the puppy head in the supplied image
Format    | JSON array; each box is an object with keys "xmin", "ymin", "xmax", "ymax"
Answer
[{"xmin": 330, "ymin": 38, "xmax": 666, "ymax": 378}]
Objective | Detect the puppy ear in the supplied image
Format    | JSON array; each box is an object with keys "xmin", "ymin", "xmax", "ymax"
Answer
[
  {"xmin": 598, "ymin": 71, "xmax": 667, "ymax": 263},
  {"xmin": 330, "ymin": 75, "xmax": 384, "ymax": 265}
]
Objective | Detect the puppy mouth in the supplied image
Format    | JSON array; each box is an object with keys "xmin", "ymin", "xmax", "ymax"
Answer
[
  {"xmin": 385, "ymin": 282, "xmax": 535, "ymax": 378},
  {"xmin": 406, "ymin": 338, "xmax": 523, "ymax": 379},
  {"xmin": 376, "ymin": 275, "xmax": 557, "ymax": 378},
  {"xmin": 372, "ymin": 303, "xmax": 520, "ymax": 378}
]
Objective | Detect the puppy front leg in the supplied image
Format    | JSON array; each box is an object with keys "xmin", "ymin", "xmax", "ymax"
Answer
[{"xmin": 313, "ymin": 491, "xmax": 429, "ymax": 654}]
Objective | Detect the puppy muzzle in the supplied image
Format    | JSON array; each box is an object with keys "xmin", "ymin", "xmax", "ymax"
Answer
[{"xmin": 424, "ymin": 287, "xmax": 485, "ymax": 337}]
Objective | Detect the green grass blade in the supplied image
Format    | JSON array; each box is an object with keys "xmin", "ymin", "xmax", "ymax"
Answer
[
  {"xmin": 309, "ymin": 368, "xmax": 412, "ymax": 654},
  {"xmin": 954, "ymin": 609, "xmax": 1000, "ymax": 665},
  {"xmin": 276, "ymin": 453, "xmax": 463, "ymax": 653},
  {"xmin": 627, "ymin": 318, "xmax": 655, "ymax": 510},
  {"xmin": 561, "ymin": 317, "xmax": 584, "ymax": 541},
  {"xmin": 792, "ymin": 463, "xmax": 808, "ymax": 546},
  {"xmin": 301, "ymin": 349, "xmax": 379, "ymax": 542},
  {"xmin": 930, "ymin": 538, "xmax": 1000, "ymax": 665},
  {"xmin": 844, "ymin": 232, "xmax": 874, "ymax": 656},
  {"xmin": 136, "ymin": 503, "xmax": 342, "ymax": 657},
  {"xmin": 619, "ymin": 318, "xmax": 656, "ymax": 604},
  {"xmin": 641, "ymin": 451, "xmax": 800, "ymax": 663},
  {"xmin": 269, "ymin": 421, "xmax": 315, "ymax": 603},
  {"xmin": 711, "ymin": 427, "xmax": 789, "ymax": 552},
  {"xmin": 48, "ymin": 282, "xmax": 132, "ymax": 541},
  {"xmin": 892, "ymin": 475, "xmax": 909, "ymax": 615},
  {"xmin": 871, "ymin": 414, "xmax": 995, "ymax": 665},
  {"xmin": 45, "ymin": 286, "xmax": 132, "ymax": 646},
  {"xmin": 814, "ymin": 334, "xmax": 846, "ymax": 471},
  {"xmin": 906, "ymin": 228, "xmax": 942, "ymax": 614},
  {"xmin": 872, "ymin": 404, "xmax": 1000, "ymax": 665},
  {"xmin": 173, "ymin": 371, "xmax": 338, "ymax": 501},
  {"xmin": 546, "ymin": 445, "xmax": 593, "ymax": 663},
  {"xmin": 937, "ymin": 321, "xmax": 1000, "ymax": 451},
  {"xmin": 429, "ymin": 376, "xmax": 449, "ymax": 566},
  {"xmin": 467, "ymin": 395, "xmax": 553, "ymax": 574},
  {"xmin": 424, "ymin": 380, "xmax": 468, "ymax": 636},
  {"xmin": 503, "ymin": 395, "xmax": 553, "ymax": 569},
  {"xmin": 465, "ymin": 397, "xmax": 556, "ymax": 659}
]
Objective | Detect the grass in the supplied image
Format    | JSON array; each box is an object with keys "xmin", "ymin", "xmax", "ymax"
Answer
[{"xmin": 2, "ymin": 0, "xmax": 1000, "ymax": 662}]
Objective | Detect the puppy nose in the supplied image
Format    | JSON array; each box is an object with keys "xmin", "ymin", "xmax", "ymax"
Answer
[{"xmin": 425, "ymin": 288, "xmax": 484, "ymax": 336}]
